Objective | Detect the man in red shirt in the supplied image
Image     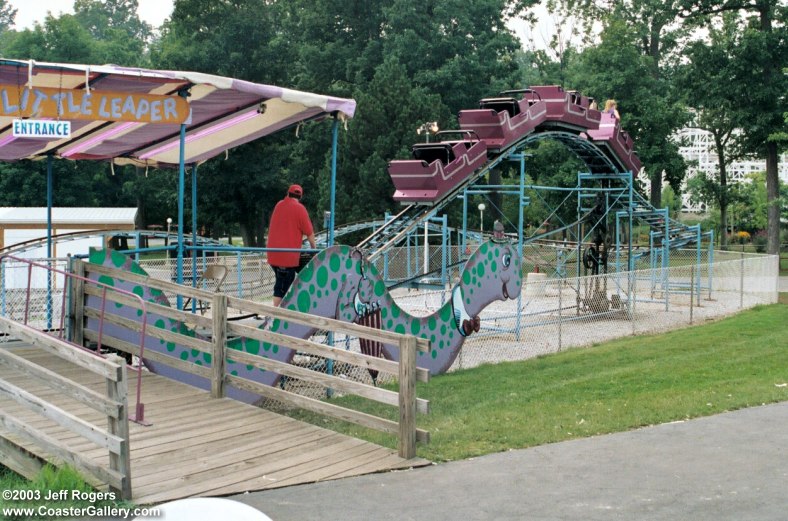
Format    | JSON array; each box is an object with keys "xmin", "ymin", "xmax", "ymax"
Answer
[{"xmin": 266, "ymin": 184, "xmax": 317, "ymax": 306}]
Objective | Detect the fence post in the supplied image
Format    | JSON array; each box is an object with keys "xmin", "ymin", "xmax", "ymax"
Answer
[
  {"xmin": 631, "ymin": 270, "xmax": 637, "ymax": 336},
  {"xmin": 71, "ymin": 259, "xmax": 85, "ymax": 346},
  {"xmin": 689, "ymin": 265, "xmax": 694, "ymax": 325},
  {"xmin": 211, "ymin": 293, "xmax": 227, "ymax": 399},
  {"xmin": 557, "ymin": 279, "xmax": 563, "ymax": 352},
  {"xmin": 105, "ymin": 354, "xmax": 132, "ymax": 500},
  {"xmin": 739, "ymin": 252, "xmax": 744, "ymax": 309},
  {"xmin": 398, "ymin": 335, "xmax": 417, "ymax": 459}
]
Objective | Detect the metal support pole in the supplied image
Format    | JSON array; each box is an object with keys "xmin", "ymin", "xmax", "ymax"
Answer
[
  {"xmin": 558, "ymin": 278, "xmax": 562, "ymax": 351},
  {"xmin": 176, "ymin": 119, "xmax": 187, "ymax": 310},
  {"xmin": 328, "ymin": 117, "xmax": 339, "ymax": 247},
  {"xmin": 46, "ymin": 154, "xmax": 53, "ymax": 329},
  {"xmin": 663, "ymin": 208, "xmax": 669, "ymax": 312},
  {"xmin": 192, "ymin": 164, "xmax": 198, "ymax": 286},
  {"xmin": 462, "ymin": 189, "xmax": 468, "ymax": 255},
  {"xmin": 739, "ymin": 251, "xmax": 744, "ymax": 309},
  {"xmin": 708, "ymin": 229, "xmax": 714, "ymax": 300},
  {"xmin": 691, "ymin": 224, "xmax": 703, "ymax": 306},
  {"xmin": 627, "ymin": 171, "xmax": 634, "ymax": 272},
  {"xmin": 689, "ymin": 263, "xmax": 694, "ymax": 325}
]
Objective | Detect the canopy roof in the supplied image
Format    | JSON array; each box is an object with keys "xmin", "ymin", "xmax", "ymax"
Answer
[{"xmin": 0, "ymin": 59, "xmax": 356, "ymax": 168}]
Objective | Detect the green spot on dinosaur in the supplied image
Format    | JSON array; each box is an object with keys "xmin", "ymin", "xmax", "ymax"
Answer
[
  {"xmin": 330, "ymin": 253, "xmax": 340, "ymax": 272},
  {"xmin": 410, "ymin": 321, "xmax": 420, "ymax": 335},
  {"xmin": 428, "ymin": 316, "xmax": 437, "ymax": 331},
  {"xmin": 166, "ymin": 342, "xmax": 175, "ymax": 352},
  {"xmin": 98, "ymin": 275, "xmax": 115, "ymax": 287},
  {"xmin": 297, "ymin": 291, "xmax": 311, "ymax": 313},
  {"xmin": 490, "ymin": 261, "xmax": 497, "ymax": 273},
  {"xmin": 391, "ymin": 306, "xmax": 401, "ymax": 318},
  {"xmin": 231, "ymin": 370, "xmax": 238, "ymax": 376},
  {"xmin": 130, "ymin": 263, "xmax": 147, "ymax": 275},
  {"xmin": 203, "ymin": 352, "xmax": 212, "ymax": 364},
  {"xmin": 263, "ymin": 342, "xmax": 272, "ymax": 352},
  {"xmin": 246, "ymin": 340, "xmax": 260, "ymax": 355},
  {"xmin": 110, "ymin": 250, "xmax": 128, "ymax": 268},
  {"xmin": 246, "ymin": 365, "xmax": 254, "ymax": 371},
  {"xmin": 431, "ymin": 349, "xmax": 437, "ymax": 359},
  {"xmin": 331, "ymin": 279, "xmax": 338, "ymax": 291},
  {"xmin": 300, "ymin": 262, "xmax": 314, "ymax": 283},
  {"xmin": 154, "ymin": 319, "xmax": 165, "ymax": 329},
  {"xmin": 137, "ymin": 309, "xmax": 143, "ymax": 317},
  {"xmin": 272, "ymin": 345, "xmax": 278, "ymax": 354},
  {"xmin": 394, "ymin": 324, "xmax": 406, "ymax": 335},
  {"xmin": 477, "ymin": 263, "xmax": 485, "ymax": 278},
  {"xmin": 316, "ymin": 266, "xmax": 329, "ymax": 288},
  {"xmin": 191, "ymin": 349, "xmax": 200, "ymax": 357},
  {"xmin": 180, "ymin": 351, "xmax": 189, "ymax": 361},
  {"xmin": 381, "ymin": 308, "xmax": 388, "ymax": 319},
  {"xmin": 463, "ymin": 270, "xmax": 471, "ymax": 285},
  {"xmin": 374, "ymin": 280, "xmax": 385, "ymax": 297},
  {"xmin": 271, "ymin": 319, "xmax": 281, "ymax": 332}
]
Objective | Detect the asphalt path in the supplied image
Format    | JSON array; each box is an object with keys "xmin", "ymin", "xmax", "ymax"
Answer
[{"xmin": 236, "ymin": 401, "xmax": 788, "ymax": 521}]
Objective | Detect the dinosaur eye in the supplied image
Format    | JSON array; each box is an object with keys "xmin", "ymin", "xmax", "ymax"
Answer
[{"xmin": 502, "ymin": 253, "xmax": 511, "ymax": 268}]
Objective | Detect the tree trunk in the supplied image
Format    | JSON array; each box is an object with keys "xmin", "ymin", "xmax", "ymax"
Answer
[
  {"xmin": 716, "ymin": 136, "xmax": 728, "ymax": 248},
  {"xmin": 650, "ymin": 175, "xmax": 662, "ymax": 208},
  {"xmin": 239, "ymin": 221, "xmax": 257, "ymax": 248},
  {"xmin": 765, "ymin": 141, "xmax": 779, "ymax": 255}
]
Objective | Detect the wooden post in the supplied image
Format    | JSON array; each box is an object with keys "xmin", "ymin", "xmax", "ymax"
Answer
[
  {"xmin": 105, "ymin": 354, "xmax": 131, "ymax": 500},
  {"xmin": 211, "ymin": 293, "xmax": 227, "ymax": 398},
  {"xmin": 72, "ymin": 259, "xmax": 85, "ymax": 346},
  {"xmin": 398, "ymin": 335, "xmax": 417, "ymax": 459}
]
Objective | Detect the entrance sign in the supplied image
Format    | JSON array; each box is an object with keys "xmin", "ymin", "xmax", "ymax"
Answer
[
  {"xmin": 0, "ymin": 85, "xmax": 190, "ymax": 124},
  {"xmin": 12, "ymin": 119, "xmax": 71, "ymax": 139}
]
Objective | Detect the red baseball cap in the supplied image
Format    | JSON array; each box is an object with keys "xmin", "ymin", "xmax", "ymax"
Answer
[{"xmin": 288, "ymin": 184, "xmax": 303, "ymax": 196}]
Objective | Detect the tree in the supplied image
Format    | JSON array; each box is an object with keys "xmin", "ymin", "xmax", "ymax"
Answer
[
  {"xmin": 676, "ymin": 13, "xmax": 750, "ymax": 247},
  {"xmin": 569, "ymin": 19, "xmax": 690, "ymax": 206},
  {"xmin": 678, "ymin": 0, "xmax": 787, "ymax": 254},
  {"xmin": 554, "ymin": 0, "xmax": 695, "ymax": 207},
  {"xmin": 0, "ymin": 0, "xmax": 16, "ymax": 33},
  {"xmin": 73, "ymin": 0, "xmax": 153, "ymax": 65}
]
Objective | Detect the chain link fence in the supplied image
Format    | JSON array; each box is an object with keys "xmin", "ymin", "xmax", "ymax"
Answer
[{"xmin": 0, "ymin": 249, "xmax": 778, "ymax": 398}]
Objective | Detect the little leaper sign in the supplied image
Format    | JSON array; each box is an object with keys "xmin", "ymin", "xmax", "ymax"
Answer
[{"xmin": 0, "ymin": 85, "xmax": 190, "ymax": 124}]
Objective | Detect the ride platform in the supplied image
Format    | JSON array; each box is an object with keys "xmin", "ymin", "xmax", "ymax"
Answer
[{"xmin": 0, "ymin": 343, "xmax": 429, "ymax": 505}]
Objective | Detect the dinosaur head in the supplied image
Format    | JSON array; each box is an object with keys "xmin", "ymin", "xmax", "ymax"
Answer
[{"xmin": 458, "ymin": 239, "xmax": 522, "ymax": 316}]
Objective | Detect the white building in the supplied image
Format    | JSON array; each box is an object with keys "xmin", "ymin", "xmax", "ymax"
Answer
[{"xmin": 676, "ymin": 127, "xmax": 788, "ymax": 212}]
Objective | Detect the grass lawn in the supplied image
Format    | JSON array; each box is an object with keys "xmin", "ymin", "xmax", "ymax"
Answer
[
  {"xmin": 3, "ymin": 296, "xmax": 786, "ymax": 503},
  {"xmin": 292, "ymin": 299, "xmax": 788, "ymax": 462}
]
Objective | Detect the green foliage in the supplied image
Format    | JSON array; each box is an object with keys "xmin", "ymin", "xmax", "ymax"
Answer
[
  {"xmin": 0, "ymin": 0, "xmax": 16, "ymax": 33},
  {"xmin": 0, "ymin": 464, "xmax": 134, "ymax": 520},
  {"xmin": 290, "ymin": 303, "xmax": 788, "ymax": 461},
  {"xmin": 661, "ymin": 185, "xmax": 681, "ymax": 217}
]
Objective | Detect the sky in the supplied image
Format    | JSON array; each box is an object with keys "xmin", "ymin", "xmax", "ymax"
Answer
[
  {"xmin": 8, "ymin": 0, "xmax": 175, "ymax": 30},
  {"xmin": 7, "ymin": 0, "xmax": 566, "ymax": 53}
]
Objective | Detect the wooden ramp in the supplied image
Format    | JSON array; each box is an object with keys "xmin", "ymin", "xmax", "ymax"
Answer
[{"xmin": 0, "ymin": 344, "xmax": 430, "ymax": 504}]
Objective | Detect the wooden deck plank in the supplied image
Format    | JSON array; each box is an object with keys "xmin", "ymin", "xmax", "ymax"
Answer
[{"xmin": 0, "ymin": 344, "xmax": 429, "ymax": 503}]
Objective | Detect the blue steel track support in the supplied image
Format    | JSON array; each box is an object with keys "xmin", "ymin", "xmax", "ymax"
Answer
[
  {"xmin": 46, "ymin": 155, "xmax": 53, "ymax": 329},
  {"xmin": 176, "ymin": 117, "xmax": 187, "ymax": 310},
  {"xmin": 328, "ymin": 117, "xmax": 339, "ymax": 247},
  {"xmin": 191, "ymin": 164, "xmax": 198, "ymax": 313}
]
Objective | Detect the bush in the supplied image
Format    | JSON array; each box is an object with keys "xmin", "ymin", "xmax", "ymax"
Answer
[{"xmin": 753, "ymin": 230, "xmax": 767, "ymax": 253}]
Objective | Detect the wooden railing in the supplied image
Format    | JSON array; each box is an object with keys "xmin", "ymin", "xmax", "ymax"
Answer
[
  {"xmin": 0, "ymin": 316, "xmax": 131, "ymax": 499},
  {"xmin": 77, "ymin": 260, "xmax": 430, "ymax": 459}
]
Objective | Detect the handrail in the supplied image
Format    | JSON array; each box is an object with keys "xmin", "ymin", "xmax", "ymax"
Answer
[
  {"xmin": 80, "ymin": 261, "xmax": 430, "ymax": 458},
  {"xmin": 0, "ymin": 254, "xmax": 149, "ymax": 424},
  {"xmin": 0, "ymin": 318, "xmax": 131, "ymax": 499}
]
